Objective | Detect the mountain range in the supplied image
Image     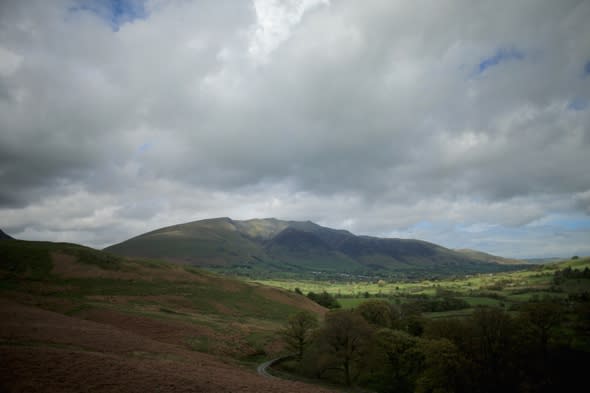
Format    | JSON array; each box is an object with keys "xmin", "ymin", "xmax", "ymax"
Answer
[{"xmin": 105, "ymin": 218, "xmax": 525, "ymax": 277}]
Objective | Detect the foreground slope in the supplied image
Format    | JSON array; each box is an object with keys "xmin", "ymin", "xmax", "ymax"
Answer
[
  {"xmin": 105, "ymin": 217, "xmax": 526, "ymax": 276},
  {"xmin": 0, "ymin": 300, "xmax": 337, "ymax": 393},
  {"xmin": 0, "ymin": 239, "xmax": 333, "ymax": 393}
]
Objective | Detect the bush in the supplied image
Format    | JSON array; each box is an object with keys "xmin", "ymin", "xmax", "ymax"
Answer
[
  {"xmin": 406, "ymin": 297, "xmax": 471, "ymax": 313},
  {"xmin": 307, "ymin": 291, "xmax": 341, "ymax": 309}
]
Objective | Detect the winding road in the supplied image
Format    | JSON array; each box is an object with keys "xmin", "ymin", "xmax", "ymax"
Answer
[
  {"xmin": 257, "ymin": 356, "xmax": 354, "ymax": 393},
  {"xmin": 256, "ymin": 355, "xmax": 293, "ymax": 379}
]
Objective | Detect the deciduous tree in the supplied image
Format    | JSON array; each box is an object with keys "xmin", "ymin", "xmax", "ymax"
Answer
[
  {"xmin": 356, "ymin": 299, "xmax": 396, "ymax": 328},
  {"xmin": 318, "ymin": 310, "xmax": 372, "ymax": 386},
  {"xmin": 373, "ymin": 328, "xmax": 423, "ymax": 393},
  {"xmin": 281, "ymin": 311, "xmax": 319, "ymax": 360}
]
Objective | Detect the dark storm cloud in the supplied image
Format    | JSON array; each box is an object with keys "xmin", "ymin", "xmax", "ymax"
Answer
[{"xmin": 0, "ymin": 0, "xmax": 589, "ymax": 257}]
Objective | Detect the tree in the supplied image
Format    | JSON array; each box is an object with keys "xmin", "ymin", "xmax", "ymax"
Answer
[
  {"xmin": 356, "ymin": 299, "xmax": 396, "ymax": 328},
  {"xmin": 399, "ymin": 302, "xmax": 426, "ymax": 336},
  {"xmin": 467, "ymin": 307, "xmax": 519, "ymax": 393},
  {"xmin": 520, "ymin": 301, "xmax": 562, "ymax": 355},
  {"xmin": 307, "ymin": 291, "xmax": 341, "ymax": 309},
  {"xmin": 416, "ymin": 338, "xmax": 466, "ymax": 393},
  {"xmin": 423, "ymin": 318, "xmax": 471, "ymax": 350},
  {"xmin": 281, "ymin": 311, "xmax": 319, "ymax": 360},
  {"xmin": 317, "ymin": 310, "xmax": 373, "ymax": 386},
  {"xmin": 373, "ymin": 328, "xmax": 423, "ymax": 393}
]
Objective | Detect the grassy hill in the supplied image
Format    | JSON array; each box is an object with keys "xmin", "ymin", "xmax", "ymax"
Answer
[
  {"xmin": 105, "ymin": 218, "xmax": 526, "ymax": 278},
  {"xmin": 0, "ymin": 239, "xmax": 325, "ymax": 358}
]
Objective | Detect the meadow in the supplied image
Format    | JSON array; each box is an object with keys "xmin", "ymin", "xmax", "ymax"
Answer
[{"xmin": 252, "ymin": 257, "xmax": 590, "ymax": 317}]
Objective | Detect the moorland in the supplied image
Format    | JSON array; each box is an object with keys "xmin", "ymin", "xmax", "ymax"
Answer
[{"xmin": 0, "ymin": 239, "xmax": 335, "ymax": 393}]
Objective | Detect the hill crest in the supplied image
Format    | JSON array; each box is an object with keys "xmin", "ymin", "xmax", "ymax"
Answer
[{"xmin": 105, "ymin": 218, "xmax": 526, "ymax": 277}]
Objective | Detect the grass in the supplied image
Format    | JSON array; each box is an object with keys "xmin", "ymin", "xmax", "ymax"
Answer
[
  {"xmin": 3, "ymin": 239, "xmax": 588, "ymax": 357},
  {"xmin": 250, "ymin": 257, "xmax": 590, "ymax": 317},
  {"xmin": 187, "ymin": 336, "xmax": 213, "ymax": 353},
  {"xmin": 0, "ymin": 240, "xmax": 54, "ymax": 279},
  {"xmin": 338, "ymin": 298, "xmax": 374, "ymax": 309},
  {"xmin": 424, "ymin": 308, "xmax": 476, "ymax": 319},
  {"xmin": 458, "ymin": 296, "xmax": 503, "ymax": 307},
  {"xmin": 0, "ymin": 239, "xmax": 315, "ymax": 359}
]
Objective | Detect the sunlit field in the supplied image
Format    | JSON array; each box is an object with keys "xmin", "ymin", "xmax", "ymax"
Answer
[{"xmin": 252, "ymin": 257, "xmax": 590, "ymax": 317}]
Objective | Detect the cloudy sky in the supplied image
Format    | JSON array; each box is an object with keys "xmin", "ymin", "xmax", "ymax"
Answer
[{"xmin": 1, "ymin": 0, "xmax": 589, "ymax": 258}]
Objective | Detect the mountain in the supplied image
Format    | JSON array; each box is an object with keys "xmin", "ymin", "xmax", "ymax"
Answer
[
  {"xmin": 105, "ymin": 218, "xmax": 526, "ymax": 277},
  {"xmin": 522, "ymin": 257, "xmax": 564, "ymax": 264},
  {"xmin": 454, "ymin": 249, "xmax": 524, "ymax": 265},
  {"xmin": 0, "ymin": 229, "xmax": 13, "ymax": 240}
]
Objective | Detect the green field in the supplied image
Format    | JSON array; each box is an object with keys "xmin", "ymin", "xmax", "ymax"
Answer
[{"xmin": 251, "ymin": 257, "xmax": 590, "ymax": 313}]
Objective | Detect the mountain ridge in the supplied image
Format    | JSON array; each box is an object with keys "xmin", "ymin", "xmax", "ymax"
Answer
[
  {"xmin": 0, "ymin": 229, "xmax": 14, "ymax": 240},
  {"xmin": 454, "ymin": 248, "xmax": 525, "ymax": 265},
  {"xmin": 104, "ymin": 217, "xmax": 526, "ymax": 277}
]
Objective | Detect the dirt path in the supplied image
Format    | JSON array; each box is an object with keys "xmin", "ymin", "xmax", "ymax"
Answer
[
  {"xmin": 257, "ymin": 356, "xmax": 292, "ymax": 378},
  {"xmin": 257, "ymin": 356, "xmax": 370, "ymax": 393}
]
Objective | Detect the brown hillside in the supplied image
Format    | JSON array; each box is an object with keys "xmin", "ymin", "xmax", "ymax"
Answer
[
  {"xmin": 0, "ymin": 300, "xmax": 336, "ymax": 393},
  {"xmin": 0, "ymin": 240, "xmax": 330, "ymax": 392}
]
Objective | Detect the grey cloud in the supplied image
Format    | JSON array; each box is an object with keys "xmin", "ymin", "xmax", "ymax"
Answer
[{"xmin": 0, "ymin": 0, "xmax": 589, "ymax": 257}]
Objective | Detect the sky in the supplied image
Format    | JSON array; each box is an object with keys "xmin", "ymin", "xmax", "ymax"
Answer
[{"xmin": 0, "ymin": 0, "xmax": 589, "ymax": 259}]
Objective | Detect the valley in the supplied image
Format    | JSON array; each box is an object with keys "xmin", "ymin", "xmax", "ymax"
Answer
[
  {"xmin": 254, "ymin": 256, "xmax": 590, "ymax": 320},
  {"xmin": 2, "ymin": 1, "xmax": 586, "ymax": 392},
  {"xmin": 1, "ymin": 232, "xmax": 589, "ymax": 393}
]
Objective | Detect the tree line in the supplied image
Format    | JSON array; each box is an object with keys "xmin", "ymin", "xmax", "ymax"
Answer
[
  {"xmin": 280, "ymin": 299, "xmax": 589, "ymax": 393},
  {"xmin": 553, "ymin": 266, "xmax": 590, "ymax": 283}
]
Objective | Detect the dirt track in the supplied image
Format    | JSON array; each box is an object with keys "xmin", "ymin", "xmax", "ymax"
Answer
[{"xmin": 0, "ymin": 299, "xmax": 337, "ymax": 393}]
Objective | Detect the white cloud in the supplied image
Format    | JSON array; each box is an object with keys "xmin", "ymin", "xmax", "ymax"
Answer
[{"xmin": 249, "ymin": 0, "xmax": 329, "ymax": 62}]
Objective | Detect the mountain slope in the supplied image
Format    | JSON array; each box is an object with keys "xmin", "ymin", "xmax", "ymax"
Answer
[
  {"xmin": 0, "ymin": 229, "xmax": 13, "ymax": 240},
  {"xmin": 455, "ymin": 248, "xmax": 524, "ymax": 265},
  {"xmin": 105, "ymin": 218, "xmax": 525, "ymax": 276}
]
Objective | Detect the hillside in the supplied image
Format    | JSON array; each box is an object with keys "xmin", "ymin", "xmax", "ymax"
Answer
[
  {"xmin": 0, "ymin": 239, "xmax": 335, "ymax": 392},
  {"xmin": 105, "ymin": 217, "xmax": 527, "ymax": 277},
  {"xmin": 454, "ymin": 248, "xmax": 524, "ymax": 265},
  {"xmin": 0, "ymin": 229, "xmax": 13, "ymax": 240}
]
